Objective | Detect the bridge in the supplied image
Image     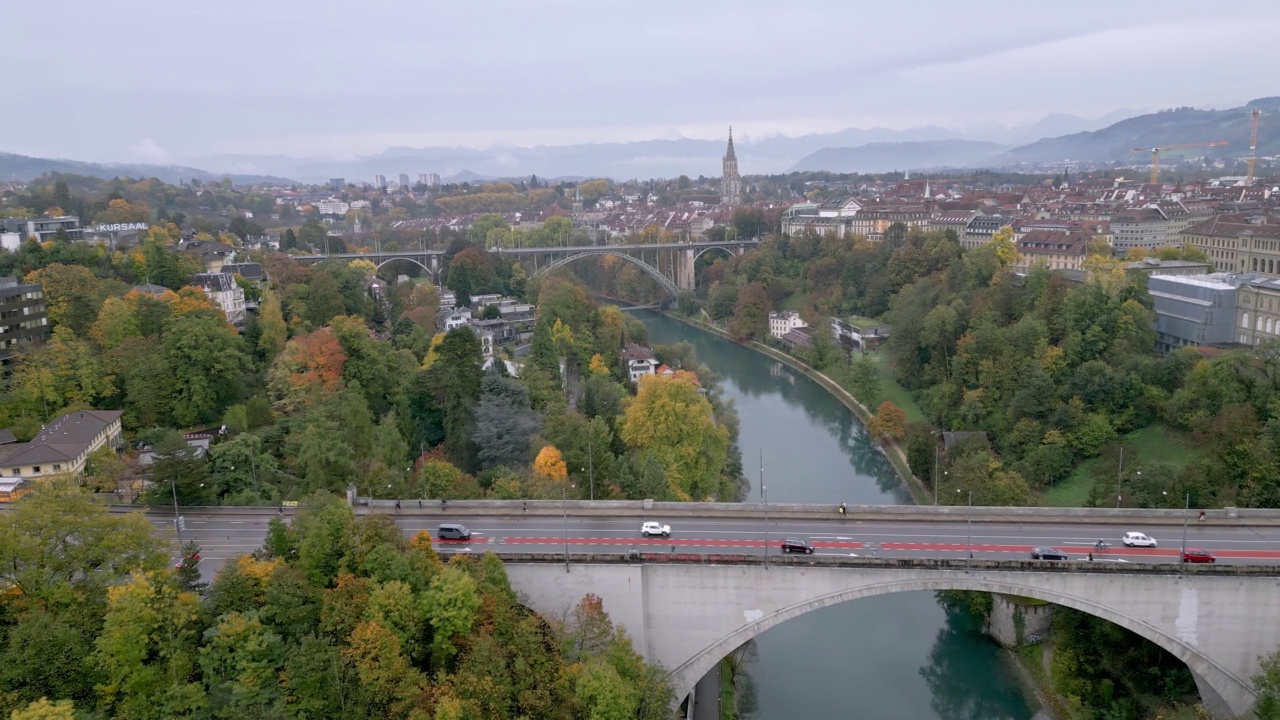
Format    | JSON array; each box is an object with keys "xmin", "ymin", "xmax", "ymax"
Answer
[
  {"xmin": 294, "ymin": 240, "xmax": 760, "ymax": 296},
  {"xmin": 130, "ymin": 501, "xmax": 1280, "ymax": 719},
  {"xmin": 492, "ymin": 241, "xmax": 759, "ymax": 296}
]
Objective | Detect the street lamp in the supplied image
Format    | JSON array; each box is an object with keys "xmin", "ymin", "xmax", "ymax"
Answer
[
  {"xmin": 1167, "ymin": 490, "xmax": 1191, "ymax": 555},
  {"xmin": 562, "ymin": 482, "xmax": 575, "ymax": 573},
  {"xmin": 760, "ymin": 449, "xmax": 768, "ymax": 568},
  {"xmin": 587, "ymin": 439, "xmax": 595, "ymax": 501},
  {"xmin": 1116, "ymin": 446, "xmax": 1124, "ymax": 508},
  {"xmin": 957, "ymin": 488, "xmax": 973, "ymax": 561}
]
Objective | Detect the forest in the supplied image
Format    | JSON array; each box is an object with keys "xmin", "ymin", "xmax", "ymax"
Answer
[{"xmin": 684, "ymin": 222, "xmax": 1280, "ymax": 510}]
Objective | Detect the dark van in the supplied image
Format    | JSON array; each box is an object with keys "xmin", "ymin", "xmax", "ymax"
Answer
[{"xmin": 437, "ymin": 523, "xmax": 472, "ymax": 541}]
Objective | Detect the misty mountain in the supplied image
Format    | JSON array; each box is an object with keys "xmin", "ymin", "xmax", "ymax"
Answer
[
  {"xmin": 789, "ymin": 140, "xmax": 1009, "ymax": 174},
  {"xmin": 991, "ymin": 97, "xmax": 1280, "ymax": 166},
  {"xmin": 0, "ymin": 151, "xmax": 293, "ymax": 185}
]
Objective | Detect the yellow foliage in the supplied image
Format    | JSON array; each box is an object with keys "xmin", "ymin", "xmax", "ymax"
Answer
[
  {"xmin": 232, "ymin": 555, "xmax": 283, "ymax": 584},
  {"xmin": 588, "ymin": 353, "xmax": 610, "ymax": 377},
  {"xmin": 987, "ymin": 226, "xmax": 1019, "ymax": 268},
  {"xmin": 532, "ymin": 445, "xmax": 568, "ymax": 482},
  {"xmin": 421, "ymin": 333, "xmax": 447, "ymax": 369},
  {"xmin": 349, "ymin": 259, "xmax": 377, "ymax": 277},
  {"xmin": 410, "ymin": 530, "xmax": 434, "ymax": 550},
  {"xmin": 10, "ymin": 697, "xmax": 76, "ymax": 720},
  {"xmin": 1042, "ymin": 429, "xmax": 1066, "ymax": 446}
]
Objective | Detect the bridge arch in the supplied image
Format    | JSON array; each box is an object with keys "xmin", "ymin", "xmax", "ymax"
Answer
[
  {"xmin": 668, "ymin": 574, "xmax": 1251, "ymax": 717},
  {"xmin": 693, "ymin": 245, "xmax": 736, "ymax": 264},
  {"xmin": 375, "ymin": 256, "xmax": 433, "ymax": 275},
  {"xmin": 532, "ymin": 249, "xmax": 679, "ymax": 298}
]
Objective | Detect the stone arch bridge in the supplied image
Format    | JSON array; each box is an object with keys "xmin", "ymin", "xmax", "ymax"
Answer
[
  {"xmin": 504, "ymin": 554, "xmax": 1280, "ymax": 718},
  {"xmin": 495, "ymin": 240, "xmax": 757, "ymax": 296}
]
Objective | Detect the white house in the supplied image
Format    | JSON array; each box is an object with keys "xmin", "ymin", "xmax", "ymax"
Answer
[
  {"xmin": 438, "ymin": 307, "xmax": 472, "ymax": 332},
  {"xmin": 769, "ymin": 311, "xmax": 808, "ymax": 339},
  {"xmin": 628, "ymin": 358, "xmax": 659, "ymax": 383},
  {"xmin": 193, "ymin": 272, "xmax": 246, "ymax": 325}
]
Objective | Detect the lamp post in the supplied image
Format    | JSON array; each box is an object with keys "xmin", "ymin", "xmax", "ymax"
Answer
[
  {"xmin": 933, "ymin": 445, "xmax": 939, "ymax": 506},
  {"xmin": 562, "ymin": 483, "xmax": 574, "ymax": 573},
  {"xmin": 588, "ymin": 439, "xmax": 595, "ymax": 501},
  {"xmin": 1116, "ymin": 446, "xmax": 1124, "ymax": 508},
  {"xmin": 1182, "ymin": 492, "xmax": 1191, "ymax": 555},
  {"xmin": 760, "ymin": 449, "xmax": 768, "ymax": 568},
  {"xmin": 170, "ymin": 476, "xmax": 183, "ymax": 544},
  {"xmin": 958, "ymin": 488, "xmax": 973, "ymax": 561}
]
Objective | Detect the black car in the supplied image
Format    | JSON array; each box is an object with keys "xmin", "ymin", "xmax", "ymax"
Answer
[
  {"xmin": 1030, "ymin": 547, "xmax": 1069, "ymax": 560},
  {"xmin": 780, "ymin": 538, "xmax": 814, "ymax": 554}
]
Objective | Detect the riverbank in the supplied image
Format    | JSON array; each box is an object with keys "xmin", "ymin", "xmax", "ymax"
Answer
[{"xmin": 655, "ymin": 309, "xmax": 931, "ymax": 505}]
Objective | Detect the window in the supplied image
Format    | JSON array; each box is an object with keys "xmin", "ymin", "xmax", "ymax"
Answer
[
  {"xmin": 52, "ymin": 464, "xmax": 61, "ymax": 471},
  {"xmin": 32, "ymin": 466, "xmax": 40, "ymax": 474},
  {"xmin": 1242, "ymin": 312, "xmax": 1251, "ymax": 329}
]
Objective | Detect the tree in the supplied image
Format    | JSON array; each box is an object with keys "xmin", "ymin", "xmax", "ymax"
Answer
[
  {"xmin": 9, "ymin": 698, "xmax": 76, "ymax": 720},
  {"xmin": 473, "ymin": 373, "xmax": 541, "ymax": 469},
  {"xmin": 846, "ymin": 354, "xmax": 881, "ymax": 407},
  {"xmin": 422, "ymin": 565, "xmax": 482, "ymax": 664},
  {"xmin": 729, "ymin": 282, "xmax": 770, "ymax": 340},
  {"xmin": 90, "ymin": 296, "xmax": 142, "ymax": 350},
  {"xmin": 256, "ymin": 287, "xmax": 287, "ymax": 364},
  {"xmin": 25, "ymin": 263, "xmax": 113, "ymax": 335},
  {"xmin": 0, "ymin": 482, "xmax": 167, "ymax": 602},
  {"xmin": 93, "ymin": 571, "xmax": 206, "ymax": 719},
  {"xmin": 199, "ymin": 611, "xmax": 285, "ymax": 716},
  {"xmin": 447, "ymin": 247, "xmax": 495, "ymax": 305},
  {"xmin": 533, "ymin": 445, "xmax": 568, "ymax": 482},
  {"xmin": 867, "ymin": 401, "xmax": 907, "ymax": 442},
  {"xmin": 424, "ymin": 328, "xmax": 484, "ymax": 470},
  {"xmin": 707, "ymin": 282, "xmax": 739, "ymax": 321},
  {"xmin": 267, "ymin": 327, "xmax": 347, "ymax": 412},
  {"xmin": 164, "ymin": 313, "xmax": 251, "ymax": 426},
  {"xmin": 304, "ymin": 271, "xmax": 345, "ymax": 328},
  {"xmin": 620, "ymin": 375, "xmax": 729, "ymax": 500},
  {"xmin": 1255, "ymin": 647, "xmax": 1280, "ymax": 720}
]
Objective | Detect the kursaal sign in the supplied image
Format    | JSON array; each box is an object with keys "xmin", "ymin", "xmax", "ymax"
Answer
[{"xmin": 92, "ymin": 222, "xmax": 150, "ymax": 232}]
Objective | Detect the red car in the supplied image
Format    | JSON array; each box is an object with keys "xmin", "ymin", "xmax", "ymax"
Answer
[{"xmin": 1180, "ymin": 548, "xmax": 1216, "ymax": 563}]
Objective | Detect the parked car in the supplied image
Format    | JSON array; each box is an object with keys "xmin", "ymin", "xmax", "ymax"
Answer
[
  {"xmin": 1030, "ymin": 547, "xmax": 1069, "ymax": 560},
  {"xmin": 1180, "ymin": 548, "xmax": 1216, "ymax": 563},
  {"xmin": 1122, "ymin": 531, "xmax": 1157, "ymax": 548},
  {"xmin": 641, "ymin": 521, "xmax": 671, "ymax": 537},
  {"xmin": 780, "ymin": 538, "xmax": 814, "ymax": 554}
]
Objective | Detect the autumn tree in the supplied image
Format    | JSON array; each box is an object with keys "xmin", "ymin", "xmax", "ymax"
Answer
[
  {"xmin": 256, "ymin": 287, "xmax": 287, "ymax": 364},
  {"xmin": 620, "ymin": 374, "xmax": 729, "ymax": 500},
  {"xmin": 533, "ymin": 445, "xmax": 568, "ymax": 482},
  {"xmin": 729, "ymin": 282, "xmax": 770, "ymax": 340},
  {"xmin": 25, "ymin": 263, "xmax": 118, "ymax": 335},
  {"xmin": 267, "ymin": 328, "xmax": 347, "ymax": 412},
  {"xmin": 867, "ymin": 401, "xmax": 907, "ymax": 442}
]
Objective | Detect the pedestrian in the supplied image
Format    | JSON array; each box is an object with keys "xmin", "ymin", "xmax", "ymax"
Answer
[
  {"xmin": 522, "ymin": 501, "xmax": 527, "ymax": 513},
  {"xmin": 839, "ymin": 502, "xmax": 846, "ymax": 516},
  {"xmin": 395, "ymin": 499, "xmax": 401, "ymax": 513},
  {"xmin": 442, "ymin": 498, "xmax": 447, "ymax": 510},
  {"xmin": 1199, "ymin": 510, "xmax": 1205, "ymax": 522},
  {"xmin": 1088, "ymin": 551, "xmax": 1093, "ymax": 561},
  {"xmin": 418, "ymin": 499, "xmax": 422, "ymax": 509}
]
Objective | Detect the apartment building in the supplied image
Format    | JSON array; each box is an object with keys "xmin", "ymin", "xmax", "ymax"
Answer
[
  {"xmin": 1181, "ymin": 213, "xmax": 1280, "ymax": 276},
  {"xmin": 0, "ymin": 410, "xmax": 123, "ymax": 481},
  {"xmin": 769, "ymin": 311, "xmax": 808, "ymax": 339},
  {"xmin": 193, "ymin": 272, "xmax": 247, "ymax": 326},
  {"xmin": 1015, "ymin": 230, "xmax": 1093, "ymax": 271},
  {"xmin": 0, "ymin": 276, "xmax": 49, "ymax": 363}
]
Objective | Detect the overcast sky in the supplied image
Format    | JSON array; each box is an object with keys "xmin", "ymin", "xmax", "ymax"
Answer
[{"xmin": 7, "ymin": 0, "xmax": 1280, "ymax": 164}]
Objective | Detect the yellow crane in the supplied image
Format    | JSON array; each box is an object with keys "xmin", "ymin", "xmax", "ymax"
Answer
[
  {"xmin": 1248, "ymin": 109, "xmax": 1261, "ymax": 184},
  {"xmin": 1131, "ymin": 141, "xmax": 1229, "ymax": 184}
]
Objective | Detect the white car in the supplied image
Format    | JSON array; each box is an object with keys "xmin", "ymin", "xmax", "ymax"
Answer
[
  {"xmin": 641, "ymin": 521, "xmax": 671, "ymax": 537},
  {"xmin": 1122, "ymin": 531, "xmax": 1157, "ymax": 548}
]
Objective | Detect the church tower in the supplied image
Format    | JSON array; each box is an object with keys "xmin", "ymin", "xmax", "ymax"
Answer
[{"xmin": 722, "ymin": 126, "xmax": 741, "ymax": 206}]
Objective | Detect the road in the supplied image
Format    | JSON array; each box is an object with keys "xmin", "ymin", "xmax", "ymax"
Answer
[{"xmin": 139, "ymin": 509, "xmax": 1280, "ymax": 580}]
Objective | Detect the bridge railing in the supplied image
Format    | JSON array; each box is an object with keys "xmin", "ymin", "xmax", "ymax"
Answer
[
  {"xmin": 490, "ymin": 552, "xmax": 1280, "ymax": 574},
  {"xmin": 111, "ymin": 498, "xmax": 1280, "ymax": 526}
]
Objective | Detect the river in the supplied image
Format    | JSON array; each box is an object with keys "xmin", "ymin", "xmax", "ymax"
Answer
[{"xmin": 634, "ymin": 309, "xmax": 1040, "ymax": 720}]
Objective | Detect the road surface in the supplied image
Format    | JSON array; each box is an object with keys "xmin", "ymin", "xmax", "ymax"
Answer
[{"xmin": 137, "ymin": 509, "xmax": 1280, "ymax": 580}]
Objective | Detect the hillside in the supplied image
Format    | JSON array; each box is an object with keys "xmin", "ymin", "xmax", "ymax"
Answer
[
  {"xmin": 992, "ymin": 97, "xmax": 1280, "ymax": 166},
  {"xmin": 789, "ymin": 139, "xmax": 1008, "ymax": 173},
  {"xmin": 0, "ymin": 151, "xmax": 293, "ymax": 185}
]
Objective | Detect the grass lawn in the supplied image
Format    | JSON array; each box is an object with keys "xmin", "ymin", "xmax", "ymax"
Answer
[
  {"xmin": 1041, "ymin": 424, "xmax": 1202, "ymax": 507},
  {"xmin": 863, "ymin": 351, "xmax": 927, "ymax": 424}
]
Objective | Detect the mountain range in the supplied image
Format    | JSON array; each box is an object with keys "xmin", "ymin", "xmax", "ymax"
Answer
[{"xmin": 2, "ymin": 101, "xmax": 1273, "ymax": 184}]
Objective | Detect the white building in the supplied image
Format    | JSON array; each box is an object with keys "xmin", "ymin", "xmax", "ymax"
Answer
[
  {"xmin": 0, "ymin": 409, "xmax": 123, "ymax": 481},
  {"xmin": 193, "ymin": 273, "xmax": 246, "ymax": 325},
  {"xmin": 438, "ymin": 307, "xmax": 472, "ymax": 332},
  {"xmin": 316, "ymin": 198, "xmax": 351, "ymax": 216},
  {"xmin": 769, "ymin": 311, "xmax": 808, "ymax": 339},
  {"xmin": 475, "ymin": 328, "xmax": 495, "ymax": 358},
  {"xmin": 628, "ymin": 358, "xmax": 659, "ymax": 383}
]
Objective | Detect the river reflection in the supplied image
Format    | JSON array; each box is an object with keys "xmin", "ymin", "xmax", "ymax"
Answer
[{"xmin": 634, "ymin": 310, "xmax": 1036, "ymax": 720}]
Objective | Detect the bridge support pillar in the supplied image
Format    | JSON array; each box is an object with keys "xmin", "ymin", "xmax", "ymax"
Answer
[
  {"xmin": 431, "ymin": 255, "xmax": 439, "ymax": 284},
  {"xmin": 677, "ymin": 248, "xmax": 697, "ymax": 292}
]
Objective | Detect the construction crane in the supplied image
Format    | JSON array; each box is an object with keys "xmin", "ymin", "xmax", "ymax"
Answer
[
  {"xmin": 1248, "ymin": 109, "xmax": 1261, "ymax": 184},
  {"xmin": 1131, "ymin": 141, "xmax": 1229, "ymax": 184}
]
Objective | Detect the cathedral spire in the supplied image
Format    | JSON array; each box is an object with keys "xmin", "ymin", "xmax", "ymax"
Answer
[{"xmin": 722, "ymin": 126, "xmax": 741, "ymax": 206}]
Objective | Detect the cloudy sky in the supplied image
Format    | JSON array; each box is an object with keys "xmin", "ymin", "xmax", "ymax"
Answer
[{"xmin": 7, "ymin": 0, "xmax": 1280, "ymax": 165}]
